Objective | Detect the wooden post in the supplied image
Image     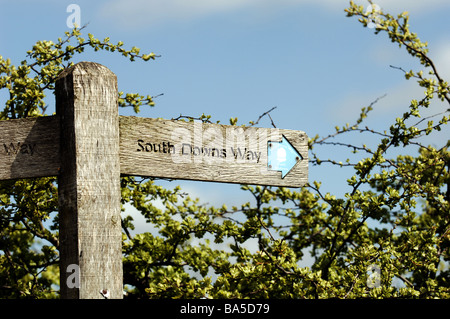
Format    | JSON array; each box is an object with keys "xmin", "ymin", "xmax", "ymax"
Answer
[{"xmin": 56, "ymin": 62, "xmax": 122, "ymax": 299}]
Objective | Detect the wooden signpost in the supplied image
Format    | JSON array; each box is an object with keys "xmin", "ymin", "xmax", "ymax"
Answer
[
  {"xmin": 119, "ymin": 116, "xmax": 308, "ymax": 187},
  {"xmin": 0, "ymin": 62, "xmax": 308, "ymax": 299}
]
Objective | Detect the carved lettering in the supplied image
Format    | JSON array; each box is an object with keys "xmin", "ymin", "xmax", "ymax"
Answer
[
  {"xmin": 136, "ymin": 139, "xmax": 261, "ymax": 163},
  {"xmin": 3, "ymin": 142, "xmax": 37, "ymax": 156},
  {"xmin": 137, "ymin": 139, "xmax": 174, "ymax": 154},
  {"xmin": 28, "ymin": 143, "xmax": 36, "ymax": 155},
  {"xmin": 181, "ymin": 143, "xmax": 227, "ymax": 159},
  {"xmin": 230, "ymin": 147, "xmax": 261, "ymax": 163}
]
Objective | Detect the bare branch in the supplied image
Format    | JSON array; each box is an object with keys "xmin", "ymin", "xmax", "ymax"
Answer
[{"xmin": 249, "ymin": 106, "xmax": 277, "ymax": 128}]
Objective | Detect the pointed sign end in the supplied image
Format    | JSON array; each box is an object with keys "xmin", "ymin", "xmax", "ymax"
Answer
[{"xmin": 268, "ymin": 135, "xmax": 302, "ymax": 179}]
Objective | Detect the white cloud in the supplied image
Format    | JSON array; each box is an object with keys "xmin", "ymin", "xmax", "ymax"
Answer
[
  {"xmin": 367, "ymin": 0, "xmax": 450, "ymax": 15},
  {"xmin": 122, "ymin": 202, "xmax": 163, "ymax": 236},
  {"xmin": 98, "ymin": 0, "xmax": 347, "ymax": 29},
  {"xmin": 98, "ymin": 0, "xmax": 450, "ymax": 30},
  {"xmin": 431, "ymin": 40, "xmax": 450, "ymax": 82},
  {"xmin": 331, "ymin": 73, "xmax": 450, "ymax": 151},
  {"xmin": 99, "ymin": 0, "xmax": 255, "ymax": 29},
  {"xmin": 333, "ymin": 32, "xmax": 450, "ymax": 124}
]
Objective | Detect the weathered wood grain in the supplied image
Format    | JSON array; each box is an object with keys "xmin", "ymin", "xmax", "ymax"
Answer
[
  {"xmin": 56, "ymin": 62, "xmax": 122, "ymax": 299},
  {"xmin": 119, "ymin": 116, "xmax": 308, "ymax": 187},
  {"xmin": 0, "ymin": 116, "xmax": 59, "ymax": 180}
]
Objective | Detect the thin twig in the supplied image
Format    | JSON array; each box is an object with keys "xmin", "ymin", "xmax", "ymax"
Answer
[{"xmin": 250, "ymin": 106, "xmax": 277, "ymax": 128}]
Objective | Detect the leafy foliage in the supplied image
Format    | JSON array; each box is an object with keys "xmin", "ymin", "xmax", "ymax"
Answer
[{"xmin": 1, "ymin": 1, "xmax": 449, "ymax": 298}]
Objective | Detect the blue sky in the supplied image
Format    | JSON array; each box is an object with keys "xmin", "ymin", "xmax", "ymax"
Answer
[{"xmin": 1, "ymin": 0, "xmax": 450, "ymax": 234}]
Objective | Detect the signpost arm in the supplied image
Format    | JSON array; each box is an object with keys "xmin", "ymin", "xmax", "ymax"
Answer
[{"xmin": 56, "ymin": 62, "xmax": 123, "ymax": 299}]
